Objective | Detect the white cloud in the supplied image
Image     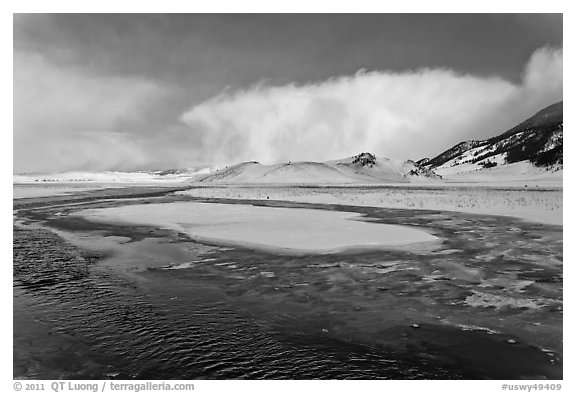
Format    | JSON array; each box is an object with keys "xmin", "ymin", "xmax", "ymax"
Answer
[
  {"xmin": 181, "ymin": 47, "xmax": 563, "ymax": 165},
  {"xmin": 17, "ymin": 131, "xmax": 150, "ymax": 173},
  {"xmin": 522, "ymin": 47, "xmax": 563, "ymax": 102},
  {"xmin": 13, "ymin": 51, "xmax": 163, "ymax": 172}
]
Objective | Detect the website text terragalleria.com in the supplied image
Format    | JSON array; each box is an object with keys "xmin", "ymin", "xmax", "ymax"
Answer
[{"xmin": 13, "ymin": 381, "xmax": 195, "ymax": 392}]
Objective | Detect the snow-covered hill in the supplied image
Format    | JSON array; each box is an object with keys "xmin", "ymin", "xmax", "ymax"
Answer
[
  {"xmin": 422, "ymin": 102, "xmax": 563, "ymax": 183},
  {"xmin": 198, "ymin": 152, "xmax": 441, "ymax": 184}
]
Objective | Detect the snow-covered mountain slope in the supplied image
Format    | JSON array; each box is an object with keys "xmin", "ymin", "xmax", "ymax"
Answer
[
  {"xmin": 422, "ymin": 102, "xmax": 563, "ymax": 182},
  {"xmin": 198, "ymin": 152, "xmax": 441, "ymax": 184},
  {"xmin": 13, "ymin": 167, "xmax": 213, "ymax": 184}
]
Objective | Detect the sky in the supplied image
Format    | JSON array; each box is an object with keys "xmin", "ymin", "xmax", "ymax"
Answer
[{"xmin": 13, "ymin": 14, "xmax": 563, "ymax": 173}]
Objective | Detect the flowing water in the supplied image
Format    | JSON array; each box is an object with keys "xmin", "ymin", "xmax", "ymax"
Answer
[{"xmin": 13, "ymin": 189, "xmax": 563, "ymax": 379}]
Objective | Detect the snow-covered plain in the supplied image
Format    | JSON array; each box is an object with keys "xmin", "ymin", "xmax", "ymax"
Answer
[
  {"xmin": 179, "ymin": 184, "xmax": 563, "ymax": 226},
  {"xmin": 13, "ymin": 168, "xmax": 212, "ymax": 185},
  {"xmin": 13, "ymin": 168, "xmax": 212, "ymax": 199},
  {"xmin": 75, "ymin": 202, "xmax": 439, "ymax": 253}
]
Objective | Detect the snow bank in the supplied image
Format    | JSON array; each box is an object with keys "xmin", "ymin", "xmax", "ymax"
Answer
[{"xmin": 178, "ymin": 185, "xmax": 562, "ymax": 226}]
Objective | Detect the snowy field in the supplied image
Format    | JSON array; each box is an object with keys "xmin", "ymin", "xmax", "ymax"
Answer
[
  {"xmin": 13, "ymin": 184, "xmax": 112, "ymax": 199},
  {"xmin": 13, "ymin": 169, "xmax": 211, "ymax": 184},
  {"xmin": 14, "ymin": 180, "xmax": 562, "ymax": 226},
  {"xmin": 13, "ymin": 182, "xmax": 180, "ymax": 199},
  {"xmin": 178, "ymin": 184, "xmax": 563, "ymax": 226}
]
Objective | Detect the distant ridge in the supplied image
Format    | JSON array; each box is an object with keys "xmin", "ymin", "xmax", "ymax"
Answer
[{"xmin": 421, "ymin": 102, "xmax": 563, "ymax": 180}]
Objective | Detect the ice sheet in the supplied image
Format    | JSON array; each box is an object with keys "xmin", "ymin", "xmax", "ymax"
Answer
[{"xmin": 75, "ymin": 202, "xmax": 438, "ymax": 253}]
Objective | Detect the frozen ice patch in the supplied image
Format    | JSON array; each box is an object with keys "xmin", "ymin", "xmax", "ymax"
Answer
[{"xmin": 75, "ymin": 202, "xmax": 439, "ymax": 253}]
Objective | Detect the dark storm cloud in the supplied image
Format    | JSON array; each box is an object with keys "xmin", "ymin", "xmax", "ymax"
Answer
[
  {"xmin": 13, "ymin": 14, "xmax": 563, "ymax": 172},
  {"xmin": 14, "ymin": 14, "xmax": 562, "ymax": 84}
]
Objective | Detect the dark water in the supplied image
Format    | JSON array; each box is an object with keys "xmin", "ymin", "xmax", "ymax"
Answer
[{"xmin": 13, "ymin": 190, "xmax": 563, "ymax": 379}]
